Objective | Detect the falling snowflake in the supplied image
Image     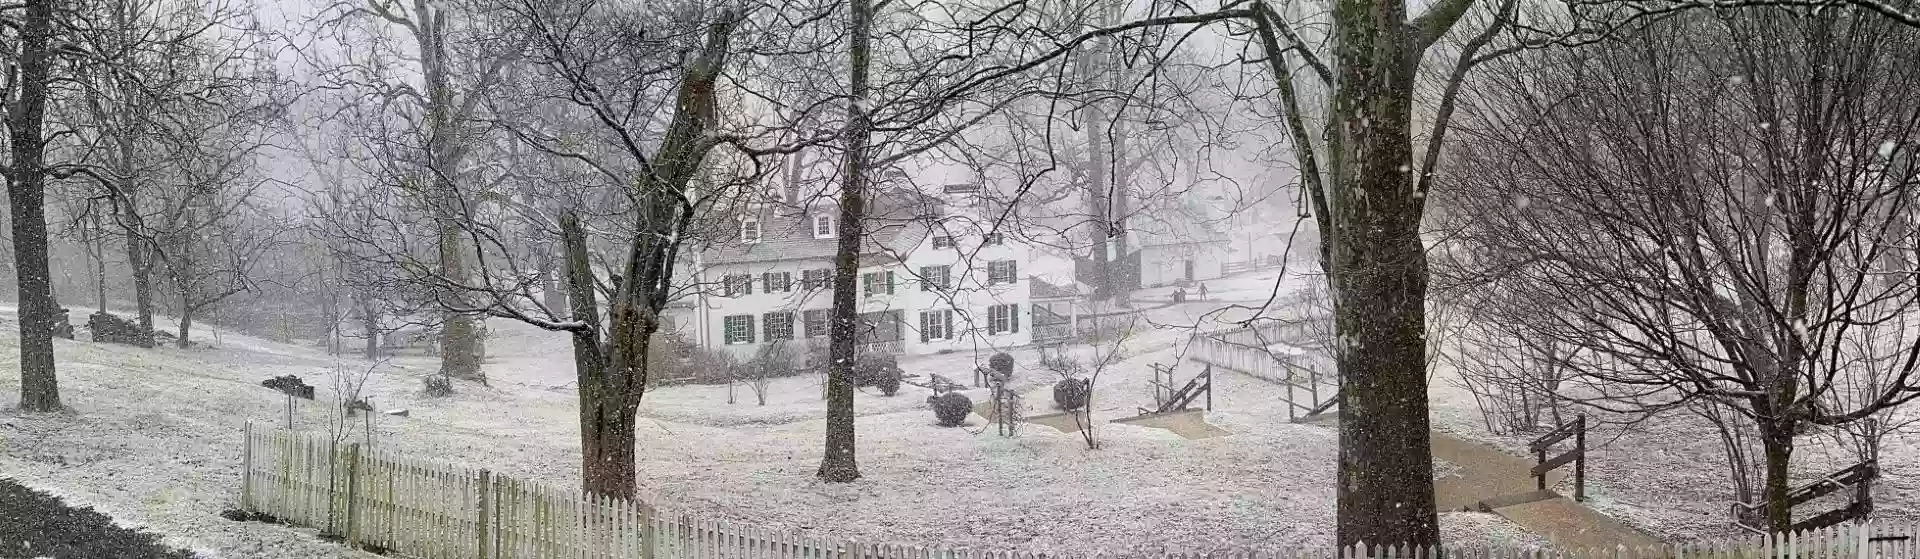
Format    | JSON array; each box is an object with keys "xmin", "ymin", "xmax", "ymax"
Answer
[
  {"xmin": 1728, "ymin": 75, "xmax": 1746, "ymax": 85},
  {"xmin": 1515, "ymin": 195, "xmax": 1531, "ymax": 210},
  {"xmin": 1880, "ymin": 140, "xmax": 1899, "ymax": 159},
  {"xmin": 1760, "ymin": 123, "xmax": 1772, "ymax": 130},
  {"xmin": 1763, "ymin": 195, "xmax": 1775, "ymax": 208},
  {"xmin": 1396, "ymin": 164, "xmax": 1411, "ymax": 173}
]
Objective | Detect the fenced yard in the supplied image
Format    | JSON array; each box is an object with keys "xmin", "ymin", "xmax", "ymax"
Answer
[{"xmin": 241, "ymin": 424, "xmax": 1920, "ymax": 559}]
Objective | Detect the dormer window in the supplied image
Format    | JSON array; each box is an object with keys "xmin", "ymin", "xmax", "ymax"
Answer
[
  {"xmin": 740, "ymin": 218, "xmax": 762, "ymax": 243},
  {"xmin": 814, "ymin": 214, "xmax": 835, "ymax": 238}
]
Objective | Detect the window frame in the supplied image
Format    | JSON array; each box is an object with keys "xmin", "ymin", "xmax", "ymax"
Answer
[
  {"xmin": 988, "ymin": 303, "xmax": 1021, "ymax": 334},
  {"xmin": 863, "ymin": 270, "xmax": 895, "ymax": 296},
  {"xmin": 932, "ymin": 235, "xmax": 955, "ymax": 249},
  {"xmin": 740, "ymin": 218, "xmax": 762, "ymax": 243},
  {"xmin": 723, "ymin": 314, "xmax": 756, "ymax": 345},
  {"xmin": 763, "ymin": 271, "xmax": 792, "ymax": 293},
  {"xmin": 803, "ymin": 309, "xmax": 830, "ymax": 338},
  {"xmin": 987, "ymin": 260, "xmax": 1018, "ymax": 285},
  {"xmin": 802, "ymin": 268, "xmax": 831, "ymax": 291},
  {"xmin": 919, "ymin": 309, "xmax": 954, "ymax": 342},
  {"xmin": 724, "ymin": 274, "xmax": 754, "ymax": 297},
  {"xmin": 763, "ymin": 311, "xmax": 795, "ymax": 341},
  {"xmin": 919, "ymin": 265, "xmax": 950, "ymax": 291},
  {"xmin": 813, "ymin": 214, "xmax": 835, "ymax": 238}
]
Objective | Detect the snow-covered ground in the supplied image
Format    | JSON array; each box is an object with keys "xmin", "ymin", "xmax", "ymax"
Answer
[
  {"xmin": 1426, "ymin": 354, "xmax": 1920, "ymax": 541},
  {"xmin": 4, "ymin": 272, "xmax": 1913, "ymax": 557}
]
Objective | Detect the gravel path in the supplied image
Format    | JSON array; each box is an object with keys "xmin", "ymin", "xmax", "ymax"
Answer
[{"xmin": 0, "ymin": 478, "xmax": 199, "ymax": 559}]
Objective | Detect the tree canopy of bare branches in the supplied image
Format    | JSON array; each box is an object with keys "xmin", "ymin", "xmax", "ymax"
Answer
[{"xmin": 1442, "ymin": 8, "xmax": 1920, "ymax": 531}]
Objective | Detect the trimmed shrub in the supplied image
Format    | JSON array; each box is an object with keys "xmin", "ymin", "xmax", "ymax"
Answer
[
  {"xmin": 1053, "ymin": 378, "xmax": 1091, "ymax": 411},
  {"xmin": 988, "ymin": 352, "xmax": 1014, "ymax": 379},
  {"xmin": 928, "ymin": 392, "xmax": 972, "ymax": 427},
  {"xmin": 856, "ymin": 353, "xmax": 900, "ymax": 388},
  {"xmin": 875, "ymin": 367, "xmax": 902, "ymax": 396}
]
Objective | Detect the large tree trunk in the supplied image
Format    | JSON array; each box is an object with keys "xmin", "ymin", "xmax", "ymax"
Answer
[
  {"xmin": 1759, "ymin": 420, "xmax": 1796, "ymax": 533},
  {"xmin": 415, "ymin": 3, "xmax": 487, "ymax": 384},
  {"xmin": 87, "ymin": 212, "xmax": 107, "ymax": 313},
  {"xmin": 561, "ymin": 213, "xmax": 635, "ymax": 497},
  {"xmin": 565, "ymin": 12, "xmax": 736, "ymax": 499},
  {"xmin": 818, "ymin": 0, "xmax": 872, "ymax": 484},
  {"xmin": 8, "ymin": 0, "xmax": 58, "ymax": 412},
  {"xmin": 124, "ymin": 214, "xmax": 155, "ymax": 348},
  {"xmin": 177, "ymin": 297, "xmax": 193, "ymax": 349},
  {"xmin": 1328, "ymin": 0, "xmax": 1439, "ymax": 546},
  {"xmin": 113, "ymin": 131, "xmax": 156, "ymax": 348},
  {"xmin": 1081, "ymin": 99, "xmax": 1114, "ymax": 300},
  {"xmin": 437, "ymin": 249, "xmax": 486, "ymax": 382},
  {"xmin": 361, "ymin": 299, "xmax": 380, "ymax": 360}
]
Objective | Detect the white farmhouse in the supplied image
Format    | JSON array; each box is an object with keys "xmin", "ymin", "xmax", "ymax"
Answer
[{"xmin": 668, "ymin": 189, "xmax": 1034, "ymax": 363}]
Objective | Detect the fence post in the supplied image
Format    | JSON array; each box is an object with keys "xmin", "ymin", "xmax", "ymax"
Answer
[
  {"xmin": 1574, "ymin": 415, "xmax": 1587, "ymax": 502},
  {"xmin": 241, "ymin": 422, "xmax": 254, "ymax": 511},
  {"xmin": 1287, "ymin": 378, "xmax": 1297, "ymax": 422},
  {"xmin": 344, "ymin": 443, "xmax": 362, "ymax": 549},
  {"xmin": 1309, "ymin": 366, "xmax": 1320, "ymax": 412},
  {"xmin": 477, "ymin": 469, "xmax": 492, "ymax": 559},
  {"xmin": 1534, "ymin": 443, "xmax": 1547, "ymax": 492},
  {"xmin": 1205, "ymin": 365, "xmax": 1213, "ymax": 411}
]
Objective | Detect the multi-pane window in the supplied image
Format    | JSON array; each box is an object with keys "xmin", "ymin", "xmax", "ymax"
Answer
[
  {"xmin": 724, "ymin": 274, "xmax": 754, "ymax": 296},
  {"xmin": 988, "ymin": 304, "xmax": 1021, "ymax": 334},
  {"xmin": 723, "ymin": 315, "xmax": 755, "ymax": 344},
  {"xmin": 983, "ymin": 233, "xmax": 1005, "ymax": 246},
  {"xmin": 763, "ymin": 271, "xmax": 792, "ymax": 293},
  {"xmin": 804, "ymin": 309, "xmax": 830, "ymax": 338},
  {"xmin": 740, "ymin": 218, "xmax": 761, "ymax": 243},
  {"xmin": 932, "ymin": 235, "xmax": 955, "ymax": 249},
  {"xmin": 763, "ymin": 312, "xmax": 795, "ymax": 341},
  {"xmin": 863, "ymin": 271, "xmax": 895, "ymax": 296},
  {"xmin": 920, "ymin": 265, "xmax": 950, "ymax": 291},
  {"xmin": 802, "ymin": 269, "xmax": 833, "ymax": 291},
  {"xmin": 814, "ymin": 214, "xmax": 835, "ymax": 238},
  {"xmin": 987, "ymin": 260, "xmax": 1018, "ymax": 285},
  {"xmin": 919, "ymin": 309, "xmax": 954, "ymax": 342}
]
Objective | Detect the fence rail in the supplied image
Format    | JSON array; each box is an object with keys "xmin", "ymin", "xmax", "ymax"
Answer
[{"xmin": 242, "ymin": 424, "xmax": 1920, "ymax": 559}]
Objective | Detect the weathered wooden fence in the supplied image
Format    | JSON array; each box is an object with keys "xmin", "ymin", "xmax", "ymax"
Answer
[
  {"xmin": 242, "ymin": 424, "xmax": 1920, "ymax": 559},
  {"xmin": 1186, "ymin": 329, "xmax": 1338, "ymax": 421}
]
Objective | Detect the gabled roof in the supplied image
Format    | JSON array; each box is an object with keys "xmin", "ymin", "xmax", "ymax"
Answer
[
  {"xmin": 1029, "ymin": 276, "xmax": 1081, "ymax": 300},
  {"xmin": 1130, "ymin": 204, "xmax": 1229, "ymax": 248},
  {"xmin": 702, "ymin": 189, "xmax": 944, "ymax": 265}
]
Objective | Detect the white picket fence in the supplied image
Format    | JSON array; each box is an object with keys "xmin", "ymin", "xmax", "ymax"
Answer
[{"xmin": 241, "ymin": 424, "xmax": 1920, "ymax": 559}]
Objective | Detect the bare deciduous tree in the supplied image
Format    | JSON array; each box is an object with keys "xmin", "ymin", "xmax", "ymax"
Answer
[
  {"xmin": 1443, "ymin": 9, "xmax": 1920, "ymax": 531},
  {"xmin": 8, "ymin": 0, "xmax": 61, "ymax": 411}
]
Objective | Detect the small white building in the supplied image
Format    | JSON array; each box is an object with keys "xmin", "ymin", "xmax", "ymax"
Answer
[
  {"xmin": 1132, "ymin": 210, "xmax": 1231, "ymax": 288},
  {"xmin": 670, "ymin": 189, "xmax": 1034, "ymax": 364}
]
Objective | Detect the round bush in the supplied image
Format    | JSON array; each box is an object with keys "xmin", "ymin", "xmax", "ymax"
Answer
[
  {"xmin": 875, "ymin": 367, "xmax": 902, "ymax": 396},
  {"xmin": 855, "ymin": 353, "xmax": 900, "ymax": 387},
  {"xmin": 928, "ymin": 392, "xmax": 973, "ymax": 427},
  {"xmin": 989, "ymin": 352, "xmax": 1014, "ymax": 378},
  {"xmin": 1053, "ymin": 378, "xmax": 1090, "ymax": 411}
]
